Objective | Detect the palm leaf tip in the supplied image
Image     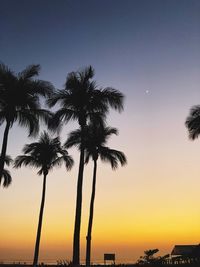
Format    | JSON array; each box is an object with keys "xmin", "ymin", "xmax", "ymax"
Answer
[
  {"xmin": 116, "ymin": 151, "xmax": 127, "ymax": 166},
  {"xmin": 185, "ymin": 105, "xmax": 200, "ymax": 140},
  {"xmin": 64, "ymin": 129, "xmax": 82, "ymax": 149},
  {"xmin": 100, "ymin": 147, "xmax": 127, "ymax": 170},
  {"xmin": 83, "ymin": 65, "xmax": 94, "ymax": 80},
  {"xmin": 14, "ymin": 155, "xmax": 39, "ymax": 169},
  {"xmin": 0, "ymin": 155, "xmax": 13, "ymax": 166},
  {"xmin": 102, "ymin": 87, "xmax": 124, "ymax": 112},
  {"xmin": 19, "ymin": 64, "xmax": 41, "ymax": 79},
  {"xmin": 18, "ymin": 110, "xmax": 39, "ymax": 137},
  {"xmin": 64, "ymin": 155, "xmax": 74, "ymax": 170},
  {"xmin": 0, "ymin": 169, "xmax": 12, "ymax": 188},
  {"xmin": 31, "ymin": 80, "xmax": 54, "ymax": 97},
  {"xmin": 47, "ymin": 108, "xmax": 73, "ymax": 133},
  {"xmin": 0, "ymin": 63, "xmax": 13, "ymax": 76}
]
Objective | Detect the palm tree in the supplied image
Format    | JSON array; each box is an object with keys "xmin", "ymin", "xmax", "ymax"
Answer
[
  {"xmin": 0, "ymin": 155, "xmax": 12, "ymax": 188},
  {"xmin": 185, "ymin": 105, "xmax": 200, "ymax": 139},
  {"xmin": 0, "ymin": 63, "xmax": 54, "ymax": 179},
  {"xmin": 14, "ymin": 132, "xmax": 74, "ymax": 267},
  {"xmin": 47, "ymin": 66, "xmax": 124, "ymax": 265},
  {"xmin": 65, "ymin": 123, "xmax": 127, "ymax": 266}
]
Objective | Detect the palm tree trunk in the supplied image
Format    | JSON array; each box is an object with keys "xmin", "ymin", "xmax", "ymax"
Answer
[
  {"xmin": 86, "ymin": 159, "xmax": 97, "ymax": 266},
  {"xmin": 72, "ymin": 144, "xmax": 85, "ymax": 266},
  {"xmin": 0, "ymin": 120, "xmax": 11, "ymax": 178},
  {"xmin": 33, "ymin": 173, "xmax": 47, "ymax": 267}
]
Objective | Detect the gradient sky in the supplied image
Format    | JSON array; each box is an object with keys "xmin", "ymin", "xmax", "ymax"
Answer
[{"xmin": 0, "ymin": 0, "xmax": 200, "ymax": 263}]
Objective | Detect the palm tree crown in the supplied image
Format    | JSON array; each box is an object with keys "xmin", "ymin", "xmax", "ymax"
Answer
[
  {"xmin": 14, "ymin": 131, "xmax": 74, "ymax": 175},
  {"xmin": 0, "ymin": 63, "xmax": 54, "ymax": 178},
  {"xmin": 0, "ymin": 63, "xmax": 53, "ymax": 136},
  {"xmin": 47, "ymin": 66, "xmax": 124, "ymax": 129},
  {"xmin": 65, "ymin": 123, "xmax": 127, "ymax": 168}
]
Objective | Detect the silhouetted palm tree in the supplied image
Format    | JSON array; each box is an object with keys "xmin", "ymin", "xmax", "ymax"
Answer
[
  {"xmin": 14, "ymin": 132, "xmax": 74, "ymax": 267},
  {"xmin": 185, "ymin": 105, "xmax": 200, "ymax": 139},
  {"xmin": 65, "ymin": 123, "xmax": 127, "ymax": 266},
  {"xmin": 47, "ymin": 66, "xmax": 124, "ymax": 265},
  {"xmin": 0, "ymin": 63, "xmax": 54, "ymax": 179},
  {"xmin": 0, "ymin": 155, "xmax": 12, "ymax": 188}
]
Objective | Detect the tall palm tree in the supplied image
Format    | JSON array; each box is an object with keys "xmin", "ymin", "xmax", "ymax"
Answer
[
  {"xmin": 0, "ymin": 155, "xmax": 12, "ymax": 188},
  {"xmin": 65, "ymin": 123, "xmax": 127, "ymax": 266},
  {"xmin": 14, "ymin": 132, "xmax": 74, "ymax": 267},
  {"xmin": 185, "ymin": 105, "xmax": 200, "ymax": 139},
  {"xmin": 0, "ymin": 63, "xmax": 54, "ymax": 179},
  {"xmin": 47, "ymin": 66, "xmax": 124, "ymax": 265}
]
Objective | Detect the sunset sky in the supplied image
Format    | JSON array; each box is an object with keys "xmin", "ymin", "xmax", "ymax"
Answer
[{"xmin": 0, "ymin": 0, "xmax": 200, "ymax": 263}]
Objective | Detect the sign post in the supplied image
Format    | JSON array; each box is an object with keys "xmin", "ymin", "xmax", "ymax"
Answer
[{"xmin": 104, "ymin": 254, "xmax": 115, "ymax": 265}]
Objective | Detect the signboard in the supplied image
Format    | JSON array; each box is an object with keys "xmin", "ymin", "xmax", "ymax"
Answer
[{"xmin": 104, "ymin": 254, "xmax": 115, "ymax": 264}]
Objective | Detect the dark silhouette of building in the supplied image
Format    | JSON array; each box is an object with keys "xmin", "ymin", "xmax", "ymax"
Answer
[{"xmin": 171, "ymin": 244, "xmax": 200, "ymax": 264}]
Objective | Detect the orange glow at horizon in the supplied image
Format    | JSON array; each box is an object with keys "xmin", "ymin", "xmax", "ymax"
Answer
[{"xmin": 1, "ymin": 152, "xmax": 200, "ymax": 263}]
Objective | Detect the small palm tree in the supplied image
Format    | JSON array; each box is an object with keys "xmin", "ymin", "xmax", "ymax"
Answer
[
  {"xmin": 14, "ymin": 132, "xmax": 74, "ymax": 267},
  {"xmin": 185, "ymin": 105, "xmax": 200, "ymax": 139},
  {"xmin": 0, "ymin": 155, "xmax": 12, "ymax": 188},
  {"xmin": 0, "ymin": 63, "xmax": 54, "ymax": 179},
  {"xmin": 47, "ymin": 66, "xmax": 124, "ymax": 265},
  {"xmin": 65, "ymin": 123, "xmax": 127, "ymax": 266}
]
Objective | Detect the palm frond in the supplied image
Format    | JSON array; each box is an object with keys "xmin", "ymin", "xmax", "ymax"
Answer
[
  {"xmin": 0, "ymin": 169, "xmax": 12, "ymax": 188},
  {"xmin": 185, "ymin": 105, "xmax": 200, "ymax": 140},
  {"xmin": 18, "ymin": 65, "xmax": 40, "ymax": 79},
  {"xmin": 14, "ymin": 155, "xmax": 41, "ymax": 169},
  {"xmin": 48, "ymin": 108, "xmax": 77, "ymax": 132},
  {"xmin": 0, "ymin": 155, "xmax": 13, "ymax": 166},
  {"xmin": 99, "ymin": 147, "xmax": 118, "ymax": 169},
  {"xmin": 87, "ymin": 89, "xmax": 108, "ymax": 113},
  {"xmin": 65, "ymin": 72, "xmax": 78, "ymax": 90},
  {"xmin": 17, "ymin": 110, "xmax": 39, "ymax": 137},
  {"xmin": 0, "ymin": 63, "xmax": 15, "ymax": 82},
  {"xmin": 47, "ymin": 90, "xmax": 68, "ymax": 107},
  {"xmin": 63, "ymin": 154, "xmax": 74, "ymax": 170},
  {"xmin": 101, "ymin": 87, "xmax": 124, "ymax": 112},
  {"xmin": 28, "ymin": 80, "xmax": 54, "ymax": 97},
  {"xmin": 51, "ymin": 154, "xmax": 74, "ymax": 171},
  {"xmin": 64, "ymin": 129, "xmax": 82, "ymax": 149},
  {"xmin": 108, "ymin": 148, "xmax": 127, "ymax": 166},
  {"xmin": 37, "ymin": 168, "xmax": 46, "ymax": 176},
  {"xmin": 99, "ymin": 147, "xmax": 127, "ymax": 170},
  {"xmin": 80, "ymin": 65, "xmax": 94, "ymax": 81},
  {"xmin": 87, "ymin": 111, "xmax": 106, "ymax": 128},
  {"xmin": 34, "ymin": 108, "xmax": 53, "ymax": 125},
  {"xmin": 50, "ymin": 157, "xmax": 65, "ymax": 168},
  {"xmin": 0, "ymin": 111, "xmax": 6, "ymax": 125},
  {"xmin": 20, "ymin": 95, "xmax": 40, "ymax": 110},
  {"xmin": 104, "ymin": 127, "xmax": 118, "ymax": 136},
  {"xmin": 22, "ymin": 142, "xmax": 40, "ymax": 154},
  {"xmin": 85, "ymin": 151, "xmax": 93, "ymax": 164}
]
